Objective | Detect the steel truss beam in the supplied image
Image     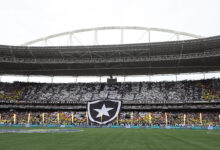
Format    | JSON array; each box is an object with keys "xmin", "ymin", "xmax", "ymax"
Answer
[{"xmin": 21, "ymin": 26, "xmax": 203, "ymax": 46}]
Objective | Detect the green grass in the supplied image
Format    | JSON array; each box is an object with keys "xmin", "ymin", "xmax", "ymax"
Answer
[{"xmin": 0, "ymin": 128, "xmax": 220, "ymax": 150}]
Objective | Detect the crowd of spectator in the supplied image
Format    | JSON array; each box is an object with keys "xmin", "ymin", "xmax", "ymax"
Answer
[
  {"xmin": 0, "ymin": 111, "xmax": 219, "ymax": 126},
  {"xmin": 0, "ymin": 79, "xmax": 219, "ymax": 103}
]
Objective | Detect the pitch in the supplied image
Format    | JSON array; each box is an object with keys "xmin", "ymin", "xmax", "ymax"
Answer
[{"xmin": 0, "ymin": 128, "xmax": 220, "ymax": 150}]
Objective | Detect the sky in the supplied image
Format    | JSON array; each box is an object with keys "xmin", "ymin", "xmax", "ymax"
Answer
[
  {"xmin": 0, "ymin": 0, "xmax": 220, "ymax": 45},
  {"xmin": 0, "ymin": 0, "xmax": 220, "ymax": 82}
]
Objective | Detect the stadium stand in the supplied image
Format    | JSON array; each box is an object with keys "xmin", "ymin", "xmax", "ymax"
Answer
[
  {"xmin": 0, "ymin": 35, "xmax": 220, "ymax": 126},
  {"xmin": 0, "ymin": 79, "xmax": 220, "ymax": 126},
  {"xmin": 1, "ymin": 111, "xmax": 219, "ymax": 126},
  {"xmin": 0, "ymin": 79, "xmax": 219, "ymax": 103}
]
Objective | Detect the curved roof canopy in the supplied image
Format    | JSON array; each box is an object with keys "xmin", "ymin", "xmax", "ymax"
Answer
[
  {"xmin": 0, "ymin": 35, "xmax": 220, "ymax": 76},
  {"xmin": 21, "ymin": 26, "xmax": 203, "ymax": 46}
]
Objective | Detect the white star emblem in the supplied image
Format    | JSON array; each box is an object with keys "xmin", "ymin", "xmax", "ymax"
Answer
[{"xmin": 94, "ymin": 104, "xmax": 114, "ymax": 118}]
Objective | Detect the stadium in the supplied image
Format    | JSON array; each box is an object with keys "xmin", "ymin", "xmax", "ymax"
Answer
[{"xmin": 1, "ymin": 1, "xmax": 220, "ymax": 150}]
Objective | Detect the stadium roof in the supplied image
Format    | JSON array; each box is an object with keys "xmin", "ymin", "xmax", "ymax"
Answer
[{"xmin": 0, "ymin": 35, "xmax": 220, "ymax": 76}]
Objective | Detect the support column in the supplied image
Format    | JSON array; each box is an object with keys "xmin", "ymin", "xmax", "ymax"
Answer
[
  {"xmin": 148, "ymin": 31, "xmax": 151, "ymax": 42},
  {"xmin": 51, "ymin": 76, "xmax": 54, "ymax": 83},
  {"xmin": 93, "ymin": 30, "xmax": 98, "ymax": 45},
  {"xmin": 165, "ymin": 112, "xmax": 168, "ymax": 126},
  {"xmin": 27, "ymin": 75, "xmax": 30, "ymax": 83},
  {"xmin": 75, "ymin": 76, "xmax": 78, "ymax": 83},
  {"xmin": 28, "ymin": 113, "xmax": 31, "ymax": 124},
  {"xmin": 219, "ymin": 114, "xmax": 220, "ymax": 125},
  {"xmin": 183, "ymin": 114, "xmax": 186, "ymax": 126},
  {"xmin": 120, "ymin": 29, "xmax": 124, "ymax": 44},
  {"xmin": 131, "ymin": 112, "xmax": 134, "ymax": 125},
  {"xmin": 42, "ymin": 113, "xmax": 45, "ymax": 124},
  {"xmin": 57, "ymin": 113, "xmax": 60, "ymax": 124},
  {"xmin": 200, "ymin": 112, "xmax": 202, "ymax": 125},
  {"xmin": 71, "ymin": 112, "xmax": 74, "ymax": 124},
  {"xmin": 86, "ymin": 111, "xmax": 89, "ymax": 124},
  {"xmin": 13, "ymin": 114, "xmax": 16, "ymax": 124}
]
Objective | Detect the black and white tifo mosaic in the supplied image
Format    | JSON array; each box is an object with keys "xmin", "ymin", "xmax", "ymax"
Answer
[{"xmin": 0, "ymin": 129, "xmax": 82, "ymax": 133}]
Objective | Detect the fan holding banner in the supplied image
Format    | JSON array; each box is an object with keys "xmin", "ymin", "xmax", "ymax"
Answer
[{"xmin": 87, "ymin": 100, "xmax": 121, "ymax": 125}]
